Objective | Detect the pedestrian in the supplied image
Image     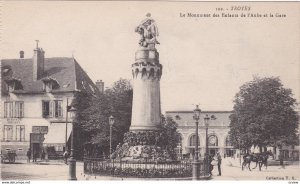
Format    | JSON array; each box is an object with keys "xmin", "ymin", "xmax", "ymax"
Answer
[
  {"xmin": 33, "ymin": 151, "xmax": 37, "ymax": 162},
  {"xmin": 41, "ymin": 150, "xmax": 45, "ymax": 160},
  {"xmin": 210, "ymin": 157, "xmax": 214, "ymax": 175},
  {"xmin": 207, "ymin": 154, "xmax": 214, "ymax": 175},
  {"xmin": 63, "ymin": 150, "xmax": 69, "ymax": 164},
  {"xmin": 217, "ymin": 152, "xmax": 222, "ymax": 176},
  {"xmin": 279, "ymin": 153, "xmax": 285, "ymax": 169},
  {"xmin": 204, "ymin": 153, "xmax": 212, "ymax": 175},
  {"xmin": 26, "ymin": 149, "xmax": 31, "ymax": 163}
]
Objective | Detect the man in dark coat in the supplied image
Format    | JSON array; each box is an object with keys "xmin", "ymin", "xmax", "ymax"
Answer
[
  {"xmin": 33, "ymin": 151, "xmax": 38, "ymax": 162},
  {"xmin": 279, "ymin": 153, "xmax": 285, "ymax": 169},
  {"xmin": 217, "ymin": 152, "xmax": 222, "ymax": 176},
  {"xmin": 63, "ymin": 150, "xmax": 69, "ymax": 164},
  {"xmin": 26, "ymin": 149, "xmax": 31, "ymax": 163},
  {"xmin": 41, "ymin": 150, "xmax": 45, "ymax": 160}
]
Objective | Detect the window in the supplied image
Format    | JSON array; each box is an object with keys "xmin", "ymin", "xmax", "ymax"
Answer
[
  {"xmin": 43, "ymin": 100, "xmax": 63, "ymax": 118},
  {"xmin": 4, "ymin": 101, "xmax": 24, "ymax": 118},
  {"xmin": 208, "ymin": 135, "xmax": 218, "ymax": 146},
  {"xmin": 43, "ymin": 83, "xmax": 53, "ymax": 92},
  {"xmin": 54, "ymin": 100, "xmax": 63, "ymax": 117},
  {"xmin": 189, "ymin": 135, "xmax": 200, "ymax": 147},
  {"xmin": 210, "ymin": 115, "xmax": 217, "ymax": 120},
  {"xmin": 4, "ymin": 102, "xmax": 13, "ymax": 118},
  {"xmin": 15, "ymin": 102, "xmax": 24, "ymax": 118},
  {"xmin": 225, "ymin": 136, "xmax": 232, "ymax": 146},
  {"xmin": 4, "ymin": 125, "xmax": 13, "ymax": 141},
  {"xmin": 42, "ymin": 101, "xmax": 51, "ymax": 117},
  {"xmin": 175, "ymin": 115, "xmax": 181, "ymax": 120},
  {"xmin": 16, "ymin": 125, "xmax": 25, "ymax": 141}
]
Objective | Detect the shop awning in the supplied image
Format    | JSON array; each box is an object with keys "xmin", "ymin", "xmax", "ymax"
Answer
[{"xmin": 44, "ymin": 123, "xmax": 72, "ymax": 144}]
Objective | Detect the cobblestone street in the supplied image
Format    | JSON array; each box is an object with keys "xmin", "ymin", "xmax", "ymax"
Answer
[{"xmin": 1, "ymin": 158, "xmax": 299, "ymax": 181}]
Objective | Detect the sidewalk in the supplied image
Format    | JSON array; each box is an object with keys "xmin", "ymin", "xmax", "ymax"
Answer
[
  {"xmin": 223, "ymin": 157, "xmax": 242, "ymax": 168},
  {"xmin": 11, "ymin": 159, "xmax": 67, "ymax": 165}
]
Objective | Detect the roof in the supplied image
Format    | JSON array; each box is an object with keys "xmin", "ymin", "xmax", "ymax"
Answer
[
  {"xmin": 166, "ymin": 111, "xmax": 232, "ymax": 127},
  {"xmin": 166, "ymin": 110, "xmax": 233, "ymax": 114},
  {"xmin": 1, "ymin": 57, "xmax": 100, "ymax": 95}
]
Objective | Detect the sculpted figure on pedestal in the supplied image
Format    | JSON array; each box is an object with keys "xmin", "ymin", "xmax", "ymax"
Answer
[{"xmin": 135, "ymin": 13, "xmax": 160, "ymax": 48}]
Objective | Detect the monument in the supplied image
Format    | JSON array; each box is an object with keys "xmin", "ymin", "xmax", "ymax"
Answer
[
  {"xmin": 130, "ymin": 13, "xmax": 162, "ymax": 131},
  {"xmin": 112, "ymin": 14, "xmax": 169, "ymax": 161}
]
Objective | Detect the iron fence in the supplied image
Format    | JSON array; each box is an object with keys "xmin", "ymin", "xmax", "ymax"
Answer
[{"xmin": 84, "ymin": 157, "xmax": 208, "ymax": 178}]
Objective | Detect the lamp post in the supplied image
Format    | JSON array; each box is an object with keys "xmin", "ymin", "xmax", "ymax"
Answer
[
  {"xmin": 68, "ymin": 105, "xmax": 77, "ymax": 180},
  {"xmin": 192, "ymin": 105, "xmax": 201, "ymax": 180},
  {"xmin": 109, "ymin": 115, "xmax": 115, "ymax": 160},
  {"xmin": 204, "ymin": 114, "xmax": 210, "ymax": 176},
  {"xmin": 204, "ymin": 114, "xmax": 210, "ymax": 155}
]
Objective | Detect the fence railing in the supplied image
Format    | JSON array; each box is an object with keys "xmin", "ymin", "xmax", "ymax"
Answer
[{"xmin": 84, "ymin": 157, "xmax": 208, "ymax": 178}]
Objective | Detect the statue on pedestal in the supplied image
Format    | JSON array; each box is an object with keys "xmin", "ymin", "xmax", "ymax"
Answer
[{"xmin": 135, "ymin": 13, "xmax": 160, "ymax": 48}]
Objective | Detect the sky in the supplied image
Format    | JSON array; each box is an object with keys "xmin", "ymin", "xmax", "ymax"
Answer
[{"xmin": 1, "ymin": 1, "xmax": 299, "ymax": 112}]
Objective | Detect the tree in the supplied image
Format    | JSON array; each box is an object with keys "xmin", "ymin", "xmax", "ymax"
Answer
[
  {"xmin": 73, "ymin": 78, "xmax": 132, "ymax": 158},
  {"xmin": 229, "ymin": 77, "xmax": 299, "ymax": 152},
  {"xmin": 157, "ymin": 116, "xmax": 182, "ymax": 159},
  {"xmin": 103, "ymin": 79, "xmax": 133, "ymax": 148}
]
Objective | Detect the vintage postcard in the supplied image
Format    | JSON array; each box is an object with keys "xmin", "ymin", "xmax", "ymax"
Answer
[{"xmin": 1, "ymin": 1, "xmax": 299, "ymax": 183}]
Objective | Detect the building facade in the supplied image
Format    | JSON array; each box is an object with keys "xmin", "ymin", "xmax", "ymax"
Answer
[
  {"xmin": 166, "ymin": 111, "xmax": 235, "ymax": 158},
  {"xmin": 166, "ymin": 110, "xmax": 300, "ymax": 161},
  {"xmin": 1, "ymin": 44, "xmax": 100, "ymax": 159}
]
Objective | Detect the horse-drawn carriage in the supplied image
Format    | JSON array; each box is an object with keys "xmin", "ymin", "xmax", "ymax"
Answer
[
  {"xmin": 241, "ymin": 150, "xmax": 273, "ymax": 171},
  {"xmin": 1, "ymin": 150, "xmax": 17, "ymax": 163}
]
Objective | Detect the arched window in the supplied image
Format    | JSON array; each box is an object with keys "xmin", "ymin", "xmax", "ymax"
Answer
[
  {"xmin": 208, "ymin": 135, "xmax": 218, "ymax": 146},
  {"xmin": 225, "ymin": 136, "xmax": 232, "ymax": 146},
  {"xmin": 189, "ymin": 134, "xmax": 200, "ymax": 147}
]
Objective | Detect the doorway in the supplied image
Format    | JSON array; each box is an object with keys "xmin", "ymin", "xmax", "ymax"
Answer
[
  {"xmin": 32, "ymin": 143, "xmax": 40, "ymax": 159},
  {"xmin": 209, "ymin": 148, "xmax": 218, "ymax": 156},
  {"xmin": 30, "ymin": 133, "xmax": 44, "ymax": 159}
]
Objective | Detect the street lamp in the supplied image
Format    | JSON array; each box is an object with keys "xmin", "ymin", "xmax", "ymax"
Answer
[
  {"xmin": 68, "ymin": 105, "xmax": 77, "ymax": 180},
  {"xmin": 192, "ymin": 105, "xmax": 201, "ymax": 180},
  {"xmin": 204, "ymin": 114, "xmax": 210, "ymax": 155},
  {"xmin": 109, "ymin": 115, "xmax": 115, "ymax": 160},
  {"xmin": 204, "ymin": 114, "xmax": 210, "ymax": 176}
]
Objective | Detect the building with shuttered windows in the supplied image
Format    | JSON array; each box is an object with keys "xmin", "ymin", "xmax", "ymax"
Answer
[{"xmin": 1, "ymin": 44, "xmax": 100, "ymax": 159}]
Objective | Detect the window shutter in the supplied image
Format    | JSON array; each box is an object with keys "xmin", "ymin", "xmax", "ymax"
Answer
[
  {"xmin": 50, "ymin": 101, "xmax": 54, "ymax": 117},
  {"xmin": 59, "ymin": 101, "xmax": 63, "ymax": 117},
  {"xmin": 21, "ymin": 102, "xmax": 24, "ymax": 117},
  {"xmin": 21, "ymin": 126, "xmax": 25, "ymax": 141},
  {"xmin": 4, "ymin": 102, "xmax": 7, "ymax": 118}
]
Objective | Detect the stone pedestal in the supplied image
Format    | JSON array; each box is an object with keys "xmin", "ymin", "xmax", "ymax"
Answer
[{"xmin": 130, "ymin": 47, "xmax": 162, "ymax": 131}]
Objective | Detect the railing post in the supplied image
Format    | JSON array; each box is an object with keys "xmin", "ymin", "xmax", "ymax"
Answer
[{"xmin": 112, "ymin": 159, "xmax": 114, "ymax": 176}]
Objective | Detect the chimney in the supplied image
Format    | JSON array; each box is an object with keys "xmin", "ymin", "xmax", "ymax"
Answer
[
  {"xmin": 19, "ymin": 51, "xmax": 24, "ymax": 58},
  {"xmin": 32, "ymin": 40, "xmax": 45, "ymax": 81},
  {"xmin": 95, "ymin": 80, "xmax": 104, "ymax": 93}
]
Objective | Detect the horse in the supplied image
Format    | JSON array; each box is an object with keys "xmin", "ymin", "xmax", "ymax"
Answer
[
  {"xmin": 242, "ymin": 153, "xmax": 259, "ymax": 171},
  {"xmin": 256, "ymin": 151, "xmax": 273, "ymax": 171},
  {"xmin": 242, "ymin": 151, "xmax": 273, "ymax": 171}
]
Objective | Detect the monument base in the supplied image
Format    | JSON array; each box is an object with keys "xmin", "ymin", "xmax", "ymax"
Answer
[{"xmin": 110, "ymin": 130, "xmax": 174, "ymax": 162}]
